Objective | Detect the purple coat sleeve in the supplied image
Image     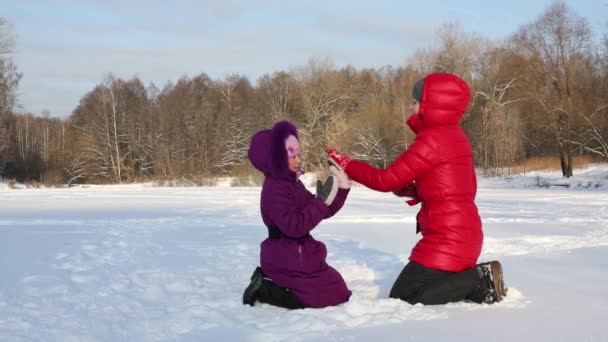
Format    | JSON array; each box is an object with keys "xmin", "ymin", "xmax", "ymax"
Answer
[
  {"xmin": 266, "ymin": 182, "xmax": 331, "ymax": 238},
  {"xmin": 326, "ymin": 188, "xmax": 349, "ymax": 218}
]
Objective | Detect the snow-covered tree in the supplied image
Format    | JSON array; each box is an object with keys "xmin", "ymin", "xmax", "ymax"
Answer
[
  {"xmin": 352, "ymin": 128, "xmax": 388, "ymax": 168},
  {"xmin": 215, "ymin": 110, "xmax": 249, "ymax": 175}
]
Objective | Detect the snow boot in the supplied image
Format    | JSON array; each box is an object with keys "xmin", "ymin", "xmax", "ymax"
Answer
[
  {"xmin": 256, "ymin": 279, "xmax": 305, "ymax": 309},
  {"xmin": 243, "ymin": 266, "xmax": 264, "ymax": 306},
  {"xmin": 474, "ymin": 260, "xmax": 507, "ymax": 303}
]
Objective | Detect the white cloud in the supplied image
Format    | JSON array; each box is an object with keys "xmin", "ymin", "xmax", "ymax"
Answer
[{"xmin": 3, "ymin": 1, "xmax": 465, "ymax": 116}]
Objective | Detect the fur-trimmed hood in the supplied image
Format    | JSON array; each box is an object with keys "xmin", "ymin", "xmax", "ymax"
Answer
[{"xmin": 248, "ymin": 120, "xmax": 299, "ymax": 180}]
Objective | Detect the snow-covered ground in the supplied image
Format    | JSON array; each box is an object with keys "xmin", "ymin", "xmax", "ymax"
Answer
[{"xmin": 1, "ymin": 165, "xmax": 608, "ymax": 341}]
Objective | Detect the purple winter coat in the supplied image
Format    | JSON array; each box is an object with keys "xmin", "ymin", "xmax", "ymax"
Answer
[{"xmin": 248, "ymin": 121, "xmax": 352, "ymax": 308}]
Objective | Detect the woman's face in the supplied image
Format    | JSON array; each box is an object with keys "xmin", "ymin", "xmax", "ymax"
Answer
[
  {"xmin": 409, "ymin": 99, "xmax": 420, "ymax": 115},
  {"xmin": 288, "ymin": 154, "xmax": 302, "ymax": 173}
]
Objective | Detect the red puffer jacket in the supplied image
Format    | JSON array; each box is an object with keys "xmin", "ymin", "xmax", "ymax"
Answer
[{"xmin": 345, "ymin": 73, "xmax": 482, "ymax": 272}]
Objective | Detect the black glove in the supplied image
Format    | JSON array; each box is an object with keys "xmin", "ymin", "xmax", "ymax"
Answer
[{"xmin": 316, "ymin": 175, "xmax": 338, "ymax": 206}]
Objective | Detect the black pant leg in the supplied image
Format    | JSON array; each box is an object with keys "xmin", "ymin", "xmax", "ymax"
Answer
[
  {"xmin": 412, "ymin": 267, "xmax": 478, "ymax": 305},
  {"xmin": 257, "ymin": 279, "xmax": 305, "ymax": 309},
  {"xmin": 390, "ymin": 261, "xmax": 478, "ymax": 305},
  {"xmin": 389, "ymin": 261, "xmax": 430, "ymax": 303}
]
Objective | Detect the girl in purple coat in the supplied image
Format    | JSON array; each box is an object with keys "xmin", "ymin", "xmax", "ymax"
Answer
[{"xmin": 242, "ymin": 120, "xmax": 352, "ymax": 309}]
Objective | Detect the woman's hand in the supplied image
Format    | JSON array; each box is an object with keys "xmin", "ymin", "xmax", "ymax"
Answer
[
  {"xmin": 326, "ymin": 148, "xmax": 352, "ymax": 172},
  {"xmin": 393, "ymin": 183, "xmax": 416, "ymax": 198}
]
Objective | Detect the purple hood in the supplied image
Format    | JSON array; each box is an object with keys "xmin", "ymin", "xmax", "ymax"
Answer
[{"xmin": 248, "ymin": 120, "xmax": 298, "ymax": 180}]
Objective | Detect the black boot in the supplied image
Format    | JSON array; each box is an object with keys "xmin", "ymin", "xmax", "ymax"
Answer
[
  {"xmin": 243, "ymin": 267, "xmax": 264, "ymax": 306},
  {"xmin": 257, "ymin": 279, "xmax": 305, "ymax": 309},
  {"xmin": 469, "ymin": 261, "xmax": 507, "ymax": 304}
]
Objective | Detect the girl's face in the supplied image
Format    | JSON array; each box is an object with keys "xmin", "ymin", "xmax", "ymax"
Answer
[
  {"xmin": 409, "ymin": 99, "xmax": 420, "ymax": 115},
  {"xmin": 288, "ymin": 154, "xmax": 302, "ymax": 173}
]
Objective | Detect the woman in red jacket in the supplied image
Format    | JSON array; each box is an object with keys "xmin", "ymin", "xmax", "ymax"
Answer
[{"xmin": 327, "ymin": 73, "xmax": 507, "ymax": 305}]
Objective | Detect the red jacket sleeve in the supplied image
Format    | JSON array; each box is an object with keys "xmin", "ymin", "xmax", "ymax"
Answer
[{"xmin": 345, "ymin": 135, "xmax": 441, "ymax": 192}]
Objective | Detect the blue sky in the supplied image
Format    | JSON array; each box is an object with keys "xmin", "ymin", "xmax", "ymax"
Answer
[{"xmin": 3, "ymin": 0, "xmax": 607, "ymax": 117}]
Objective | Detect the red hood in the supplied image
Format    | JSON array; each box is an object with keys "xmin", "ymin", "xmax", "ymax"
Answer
[{"xmin": 407, "ymin": 73, "xmax": 471, "ymax": 133}]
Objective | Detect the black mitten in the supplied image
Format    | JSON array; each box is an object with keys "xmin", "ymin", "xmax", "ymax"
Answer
[{"xmin": 316, "ymin": 175, "xmax": 338, "ymax": 206}]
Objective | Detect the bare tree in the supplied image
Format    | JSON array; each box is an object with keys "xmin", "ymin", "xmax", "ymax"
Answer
[
  {"xmin": 215, "ymin": 111, "xmax": 249, "ymax": 175},
  {"xmin": 0, "ymin": 18, "xmax": 14, "ymax": 56},
  {"xmin": 115, "ymin": 78, "xmax": 153, "ymax": 181},
  {"xmin": 0, "ymin": 58, "xmax": 20, "ymax": 117},
  {"xmin": 323, "ymin": 113, "xmax": 352, "ymax": 156},
  {"xmin": 64, "ymin": 151, "xmax": 87, "ymax": 186},
  {"xmin": 71, "ymin": 74, "xmax": 129, "ymax": 183},
  {"xmin": 6, "ymin": 11, "xmax": 604, "ymax": 184},
  {"xmin": 408, "ymin": 49, "xmax": 438, "ymax": 75},
  {"xmin": 0, "ymin": 115, "xmax": 10, "ymax": 174},
  {"xmin": 512, "ymin": 1, "xmax": 593, "ymax": 177},
  {"xmin": 474, "ymin": 46, "xmax": 528, "ymax": 174},
  {"xmin": 352, "ymin": 127, "xmax": 388, "ymax": 168},
  {"xmin": 293, "ymin": 58, "xmax": 355, "ymax": 168},
  {"xmin": 212, "ymin": 75, "xmax": 254, "ymax": 175},
  {"xmin": 433, "ymin": 22, "xmax": 488, "ymax": 79},
  {"xmin": 259, "ymin": 71, "xmax": 297, "ymax": 123},
  {"xmin": 153, "ymin": 74, "xmax": 216, "ymax": 178},
  {"xmin": 0, "ymin": 18, "xmax": 20, "ymax": 177},
  {"xmin": 408, "ymin": 22, "xmax": 489, "ymax": 83},
  {"xmin": 565, "ymin": 105, "xmax": 608, "ymax": 159},
  {"xmin": 154, "ymin": 79, "xmax": 191, "ymax": 177},
  {"xmin": 98, "ymin": 75, "xmax": 127, "ymax": 182},
  {"xmin": 602, "ymin": 26, "xmax": 608, "ymax": 71}
]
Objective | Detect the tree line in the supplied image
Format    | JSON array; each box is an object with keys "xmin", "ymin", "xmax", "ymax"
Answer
[{"xmin": 1, "ymin": 2, "xmax": 607, "ymax": 185}]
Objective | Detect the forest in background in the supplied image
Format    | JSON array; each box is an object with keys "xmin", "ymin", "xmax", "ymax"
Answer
[{"xmin": 1, "ymin": 2, "xmax": 607, "ymax": 186}]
